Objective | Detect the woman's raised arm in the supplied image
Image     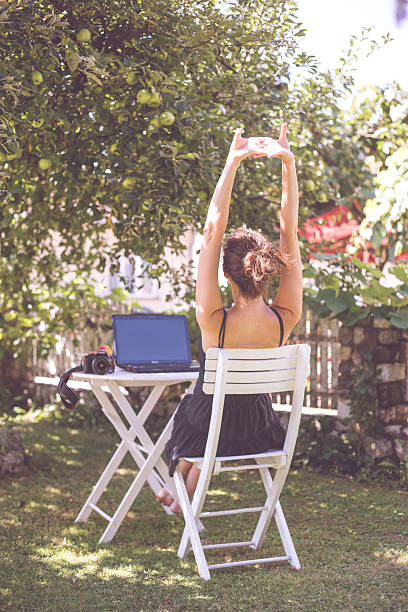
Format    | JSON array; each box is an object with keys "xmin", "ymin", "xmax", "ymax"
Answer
[
  {"xmin": 195, "ymin": 129, "xmax": 256, "ymax": 327},
  {"xmin": 270, "ymin": 124, "xmax": 303, "ymax": 327}
]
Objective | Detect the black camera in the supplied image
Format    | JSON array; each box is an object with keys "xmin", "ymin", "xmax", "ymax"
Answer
[
  {"xmin": 57, "ymin": 345, "xmax": 116, "ymax": 410},
  {"xmin": 81, "ymin": 345, "xmax": 116, "ymax": 375}
]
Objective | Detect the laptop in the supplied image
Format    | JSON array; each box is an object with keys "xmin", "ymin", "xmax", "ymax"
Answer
[{"xmin": 112, "ymin": 313, "xmax": 200, "ymax": 373}]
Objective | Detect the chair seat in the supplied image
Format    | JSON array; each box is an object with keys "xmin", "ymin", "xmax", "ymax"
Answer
[{"xmin": 185, "ymin": 449, "xmax": 287, "ymax": 470}]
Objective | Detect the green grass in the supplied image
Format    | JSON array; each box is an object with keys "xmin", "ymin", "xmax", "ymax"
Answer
[{"xmin": 1, "ymin": 416, "xmax": 407, "ymax": 612}]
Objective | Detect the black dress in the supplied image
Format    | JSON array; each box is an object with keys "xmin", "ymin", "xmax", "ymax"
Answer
[{"xmin": 165, "ymin": 307, "xmax": 286, "ymax": 476}]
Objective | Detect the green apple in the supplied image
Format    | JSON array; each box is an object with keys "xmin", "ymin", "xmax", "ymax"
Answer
[
  {"xmin": 160, "ymin": 111, "xmax": 175, "ymax": 126},
  {"xmin": 126, "ymin": 72, "xmax": 137, "ymax": 85},
  {"xmin": 137, "ymin": 89, "xmax": 151, "ymax": 104},
  {"xmin": 31, "ymin": 71, "xmax": 43, "ymax": 86},
  {"xmin": 247, "ymin": 83, "xmax": 258, "ymax": 93},
  {"xmin": 7, "ymin": 150, "xmax": 22, "ymax": 160},
  {"xmin": 117, "ymin": 112, "xmax": 127, "ymax": 124},
  {"xmin": 149, "ymin": 116, "xmax": 160, "ymax": 127},
  {"xmin": 102, "ymin": 52, "xmax": 116, "ymax": 64},
  {"xmin": 304, "ymin": 180, "xmax": 315, "ymax": 191},
  {"xmin": 38, "ymin": 158, "xmax": 52, "ymax": 170},
  {"xmin": 110, "ymin": 142, "xmax": 118, "ymax": 153},
  {"xmin": 138, "ymin": 155, "xmax": 148, "ymax": 163},
  {"xmin": 153, "ymin": 50, "xmax": 168, "ymax": 60},
  {"xmin": 148, "ymin": 92, "xmax": 161, "ymax": 106},
  {"xmin": 122, "ymin": 176, "xmax": 136, "ymax": 189},
  {"xmin": 76, "ymin": 28, "xmax": 91, "ymax": 43},
  {"xmin": 150, "ymin": 71, "xmax": 162, "ymax": 85}
]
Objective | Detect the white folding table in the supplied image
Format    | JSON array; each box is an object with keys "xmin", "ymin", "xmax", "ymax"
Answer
[{"xmin": 72, "ymin": 368, "xmax": 198, "ymax": 543}]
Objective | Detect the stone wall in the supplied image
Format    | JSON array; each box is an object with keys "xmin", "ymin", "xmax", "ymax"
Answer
[{"xmin": 336, "ymin": 315, "xmax": 408, "ymax": 465}]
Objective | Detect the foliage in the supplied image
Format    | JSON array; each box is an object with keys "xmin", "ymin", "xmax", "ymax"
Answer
[
  {"xmin": 0, "ymin": 0, "xmax": 384, "ymax": 373},
  {"xmin": 347, "ymin": 83, "xmax": 408, "ymax": 263},
  {"xmin": 293, "ymin": 415, "xmax": 360, "ymax": 475},
  {"xmin": 0, "ymin": 273, "xmax": 142, "ymax": 417},
  {"xmin": 293, "ymin": 351, "xmax": 407, "ymax": 485},
  {"xmin": 343, "ymin": 353, "xmax": 380, "ymax": 432},
  {"xmin": 360, "ymin": 146, "xmax": 408, "ymax": 260},
  {"xmin": 304, "ymin": 253, "xmax": 408, "ymax": 327}
]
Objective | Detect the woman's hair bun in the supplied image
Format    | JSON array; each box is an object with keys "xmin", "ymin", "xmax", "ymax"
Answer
[{"xmin": 222, "ymin": 227, "xmax": 290, "ymax": 298}]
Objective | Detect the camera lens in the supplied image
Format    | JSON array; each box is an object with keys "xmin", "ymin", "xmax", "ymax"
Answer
[{"xmin": 92, "ymin": 356, "xmax": 111, "ymax": 375}]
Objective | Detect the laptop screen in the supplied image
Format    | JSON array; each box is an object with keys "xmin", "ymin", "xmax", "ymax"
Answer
[{"xmin": 112, "ymin": 314, "xmax": 192, "ymax": 365}]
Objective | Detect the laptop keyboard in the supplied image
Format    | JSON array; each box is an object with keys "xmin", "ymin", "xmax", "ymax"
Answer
[{"xmin": 121, "ymin": 362, "xmax": 199, "ymax": 373}]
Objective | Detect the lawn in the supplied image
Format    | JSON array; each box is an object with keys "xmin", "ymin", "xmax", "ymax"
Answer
[{"xmin": 1, "ymin": 415, "xmax": 407, "ymax": 612}]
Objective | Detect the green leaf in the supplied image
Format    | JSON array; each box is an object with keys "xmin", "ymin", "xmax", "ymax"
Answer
[
  {"xmin": 389, "ymin": 264, "xmax": 408, "ymax": 283},
  {"xmin": 389, "ymin": 308, "xmax": 408, "ymax": 329},
  {"xmin": 313, "ymin": 252, "xmax": 341, "ymax": 261},
  {"xmin": 341, "ymin": 307, "xmax": 370, "ymax": 326},
  {"xmin": 325, "ymin": 294, "xmax": 349, "ymax": 314},
  {"xmin": 109, "ymin": 288, "xmax": 129, "ymax": 302}
]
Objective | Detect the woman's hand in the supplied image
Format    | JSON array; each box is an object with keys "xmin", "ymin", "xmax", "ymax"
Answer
[
  {"xmin": 250, "ymin": 123, "xmax": 295, "ymax": 166},
  {"xmin": 227, "ymin": 128, "xmax": 267, "ymax": 164}
]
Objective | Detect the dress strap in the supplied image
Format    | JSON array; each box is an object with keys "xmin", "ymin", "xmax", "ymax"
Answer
[
  {"xmin": 218, "ymin": 307, "xmax": 227, "ymax": 348},
  {"xmin": 269, "ymin": 306, "xmax": 284, "ymax": 347}
]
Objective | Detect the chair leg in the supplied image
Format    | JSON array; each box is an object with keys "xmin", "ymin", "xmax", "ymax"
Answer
[
  {"xmin": 251, "ymin": 467, "xmax": 288, "ymax": 550},
  {"xmin": 173, "ymin": 468, "xmax": 210, "ymax": 580},
  {"xmin": 274, "ymin": 501, "xmax": 300, "ymax": 569},
  {"xmin": 254, "ymin": 463, "xmax": 300, "ymax": 568},
  {"xmin": 177, "ymin": 525, "xmax": 191, "ymax": 560}
]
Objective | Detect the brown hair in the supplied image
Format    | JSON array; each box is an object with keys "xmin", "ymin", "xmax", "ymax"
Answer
[{"xmin": 222, "ymin": 227, "xmax": 290, "ymax": 299}]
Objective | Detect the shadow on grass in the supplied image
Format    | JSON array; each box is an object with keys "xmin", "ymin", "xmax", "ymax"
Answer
[{"xmin": 0, "ymin": 417, "xmax": 407, "ymax": 611}]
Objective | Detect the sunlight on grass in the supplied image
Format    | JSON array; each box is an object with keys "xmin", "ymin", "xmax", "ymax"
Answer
[
  {"xmin": 93, "ymin": 566, "xmax": 140, "ymax": 581},
  {"xmin": 375, "ymin": 549, "xmax": 408, "ymax": 565},
  {"xmin": 28, "ymin": 500, "xmax": 59, "ymax": 511},
  {"xmin": 34, "ymin": 547, "xmax": 114, "ymax": 577},
  {"xmin": 206, "ymin": 488, "xmax": 233, "ymax": 498}
]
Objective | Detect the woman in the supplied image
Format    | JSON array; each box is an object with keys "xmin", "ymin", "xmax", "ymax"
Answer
[{"xmin": 158, "ymin": 123, "xmax": 302, "ymax": 513}]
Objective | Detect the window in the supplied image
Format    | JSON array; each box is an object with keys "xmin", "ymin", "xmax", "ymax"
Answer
[{"xmin": 109, "ymin": 255, "xmax": 159, "ymax": 299}]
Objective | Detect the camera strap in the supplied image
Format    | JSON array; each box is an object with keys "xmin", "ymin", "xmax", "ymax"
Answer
[{"xmin": 57, "ymin": 365, "xmax": 83, "ymax": 410}]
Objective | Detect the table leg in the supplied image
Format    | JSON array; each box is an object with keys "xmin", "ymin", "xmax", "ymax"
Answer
[
  {"xmin": 76, "ymin": 377, "xmax": 197, "ymax": 540},
  {"xmin": 75, "ymin": 439, "xmax": 129, "ymax": 523},
  {"xmin": 75, "ymin": 383, "xmax": 166, "ymax": 524},
  {"xmin": 108, "ymin": 381, "xmax": 179, "ymax": 501},
  {"xmin": 99, "ymin": 412, "xmax": 176, "ymax": 543}
]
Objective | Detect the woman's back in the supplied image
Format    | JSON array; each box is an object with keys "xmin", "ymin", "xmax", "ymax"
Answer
[{"xmin": 200, "ymin": 303, "xmax": 286, "ymax": 353}]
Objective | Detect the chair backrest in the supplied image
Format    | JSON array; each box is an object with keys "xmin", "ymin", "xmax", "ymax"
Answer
[
  {"xmin": 203, "ymin": 344, "xmax": 307, "ymax": 395},
  {"xmin": 201, "ymin": 343, "xmax": 310, "ymax": 469}
]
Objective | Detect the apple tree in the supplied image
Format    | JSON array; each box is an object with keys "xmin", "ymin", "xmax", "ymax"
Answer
[{"xmin": 0, "ymin": 0, "xmax": 377, "ymax": 412}]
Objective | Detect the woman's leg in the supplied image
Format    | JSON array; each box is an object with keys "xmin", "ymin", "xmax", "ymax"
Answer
[
  {"xmin": 157, "ymin": 459, "xmax": 194, "ymax": 510},
  {"xmin": 169, "ymin": 461, "xmax": 201, "ymax": 514}
]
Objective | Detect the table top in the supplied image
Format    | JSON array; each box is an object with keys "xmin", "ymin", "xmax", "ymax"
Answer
[{"xmin": 73, "ymin": 367, "xmax": 199, "ymax": 386}]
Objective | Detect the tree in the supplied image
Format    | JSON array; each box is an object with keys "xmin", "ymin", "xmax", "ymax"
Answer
[
  {"xmin": 0, "ymin": 0, "xmax": 378, "ymax": 412},
  {"xmin": 347, "ymin": 83, "xmax": 408, "ymax": 265}
]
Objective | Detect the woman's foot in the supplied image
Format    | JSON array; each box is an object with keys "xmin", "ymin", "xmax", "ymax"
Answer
[
  {"xmin": 156, "ymin": 488, "xmax": 173, "ymax": 507},
  {"xmin": 169, "ymin": 500, "xmax": 182, "ymax": 514},
  {"xmin": 157, "ymin": 488, "xmax": 182, "ymax": 514}
]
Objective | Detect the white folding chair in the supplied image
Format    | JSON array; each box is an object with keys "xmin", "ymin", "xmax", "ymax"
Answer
[{"xmin": 172, "ymin": 343, "xmax": 310, "ymax": 580}]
